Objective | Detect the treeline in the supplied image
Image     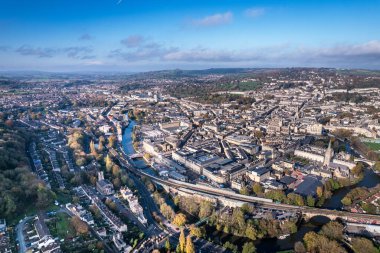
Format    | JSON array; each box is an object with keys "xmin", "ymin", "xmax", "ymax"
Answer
[
  {"xmin": 166, "ymin": 80, "xmax": 261, "ymax": 99},
  {"xmin": 0, "ymin": 123, "xmax": 56, "ymax": 221},
  {"xmin": 295, "ymin": 221, "xmax": 378, "ymax": 253},
  {"xmin": 209, "ymin": 205, "xmax": 297, "ymax": 241},
  {"xmin": 341, "ymin": 185, "xmax": 380, "ymax": 214}
]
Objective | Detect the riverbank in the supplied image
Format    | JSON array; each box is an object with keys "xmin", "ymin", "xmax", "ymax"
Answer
[{"xmin": 323, "ymin": 168, "xmax": 380, "ymax": 209}]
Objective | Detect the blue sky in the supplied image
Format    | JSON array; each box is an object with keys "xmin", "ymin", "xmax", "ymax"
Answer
[{"xmin": 0, "ymin": 0, "xmax": 380, "ymax": 71}]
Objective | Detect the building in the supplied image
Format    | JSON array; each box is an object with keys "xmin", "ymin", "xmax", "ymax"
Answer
[
  {"xmin": 120, "ymin": 187, "xmax": 147, "ymax": 224},
  {"xmin": 294, "ymin": 175, "xmax": 323, "ymax": 197},
  {"xmin": 247, "ymin": 167, "xmax": 271, "ymax": 182},
  {"xmin": 66, "ymin": 203, "xmax": 94, "ymax": 225},
  {"xmin": 34, "ymin": 214, "xmax": 62, "ymax": 253},
  {"xmin": 96, "ymin": 171, "xmax": 115, "ymax": 196},
  {"xmin": 306, "ymin": 123, "xmax": 323, "ymax": 135}
]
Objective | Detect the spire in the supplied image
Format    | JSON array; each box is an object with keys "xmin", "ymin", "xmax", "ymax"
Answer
[{"xmin": 323, "ymin": 139, "xmax": 334, "ymax": 166}]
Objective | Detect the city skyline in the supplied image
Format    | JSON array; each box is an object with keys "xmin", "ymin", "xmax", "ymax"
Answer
[{"xmin": 1, "ymin": 0, "xmax": 380, "ymax": 71}]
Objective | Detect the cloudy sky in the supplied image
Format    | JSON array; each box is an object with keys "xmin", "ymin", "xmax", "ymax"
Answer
[{"xmin": 0, "ymin": 0, "xmax": 380, "ymax": 72}]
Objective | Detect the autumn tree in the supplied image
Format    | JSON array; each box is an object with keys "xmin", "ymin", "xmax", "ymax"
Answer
[
  {"xmin": 245, "ymin": 224, "xmax": 257, "ymax": 240},
  {"xmin": 90, "ymin": 140, "xmax": 97, "ymax": 156},
  {"xmin": 189, "ymin": 225, "xmax": 205, "ymax": 238},
  {"xmin": 186, "ymin": 235, "xmax": 195, "ymax": 253},
  {"xmin": 165, "ymin": 238, "xmax": 171, "ymax": 253},
  {"xmin": 252, "ymin": 182, "xmax": 264, "ymax": 196},
  {"xmin": 351, "ymin": 237, "xmax": 378, "ymax": 253},
  {"xmin": 173, "ymin": 213, "xmax": 187, "ymax": 227},
  {"xmin": 242, "ymin": 242, "xmax": 256, "ymax": 253},
  {"xmin": 320, "ymin": 221, "xmax": 344, "ymax": 241},
  {"xmin": 112, "ymin": 164, "xmax": 121, "ymax": 177},
  {"xmin": 108, "ymin": 135, "xmax": 117, "ymax": 148},
  {"xmin": 160, "ymin": 203, "xmax": 175, "ymax": 221},
  {"xmin": 303, "ymin": 232, "xmax": 346, "ymax": 253},
  {"xmin": 294, "ymin": 241, "xmax": 306, "ymax": 253},
  {"xmin": 105, "ymin": 154, "xmax": 113, "ymax": 172},
  {"xmin": 98, "ymin": 136, "xmax": 105, "ymax": 152},
  {"xmin": 316, "ymin": 186, "xmax": 323, "ymax": 198},
  {"xmin": 306, "ymin": 195, "xmax": 316, "ymax": 207},
  {"xmin": 179, "ymin": 229, "xmax": 186, "ymax": 253},
  {"xmin": 198, "ymin": 201, "xmax": 213, "ymax": 218},
  {"xmin": 71, "ymin": 216, "xmax": 89, "ymax": 235},
  {"xmin": 240, "ymin": 186, "xmax": 251, "ymax": 195}
]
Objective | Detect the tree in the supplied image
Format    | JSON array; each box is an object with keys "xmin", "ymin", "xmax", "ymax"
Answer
[
  {"xmin": 108, "ymin": 135, "xmax": 117, "ymax": 148},
  {"xmin": 287, "ymin": 193, "xmax": 305, "ymax": 206},
  {"xmin": 98, "ymin": 136, "xmax": 105, "ymax": 152},
  {"xmin": 351, "ymin": 237, "xmax": 378, "ymax": 253},
  {"xmin": 240, "ymin": 186, "xmax": 251, "ymax": 195},
  {"xmin": 36, "ymin": 184, "xmax": 56, "ymax": 209},
  {"xmin": 165, "ymin": 238, "xmax": 171, "ymax": 252},
  {"xmin": 143, "ymin": 153, "xmax": 151, "ymax": 160},
  {"xmin": 352, "ymin": 163, "xmax": 364, "ymax": 176},
  {"xmin": 316, "ymin": 186, "xmax": 323, "ymax": 198},
  {"xmin": 223, "ymin": 242, "xmax": 238, "ymax": 253},
  {"xmin": 189, "ymin": 225, "xmax": 205, "ymax": 238},
  {"xmin": 160, "ymin": 203, "xmax": 175, "ymax": 221},
  {"xmin": 198, "ymin": 201, "xmax": 213, "ymax": 218},
  {"xmin": 185, "ymin": 235, "xmax": 195, "ymax": 253},
  {"xmin": 90, "ymin": 140, "xmax": 97, "ymax": 156},
  {"xmin": 105, "ymin": 155, "xmax": 113, "ymax": 172},
  {"xmin": 245, "ymin": 224, "xmax": 257, "ymax": 240},
  {"xmin": 341, "ymin": 196, "xmax": 352, "ymax": 206},
  {"xmin": 179, "ymin": 229, "xmax": 186, "ymax": 253},
  {"xmin": 71, "ymin": 216, "xmax": 89, "ymax": 235},
  {"xmin": 306, "ymin": 195, "xmax": 315, "ymax": 207},
  {"xmin": 303, "ymin": 232, "xmax": 346, "ymax": 253},
  {"xmin": 242, "ymin": 242, "xmax": 256, "ymax": 253},
  {"xmin": 252, "ymin": 183, "xmax": 263, "ymax": 196},
  {"xmin": 112, "ymin": 164, "xmax": 121, "ymax": 177},
  {"xmin": 320, "ymin": 221, "xmax": 344, "ymax": 241},
  {"xmin": 265, "ymin": 189, "xmax": 286, "ymax": 202},
  {"xmin": 294, "ymin": 241, "xmax": 306, "ymax": 253},
  {"xmin": 173, "ymin": 213, "xmax": 187, "ymax": 227}
]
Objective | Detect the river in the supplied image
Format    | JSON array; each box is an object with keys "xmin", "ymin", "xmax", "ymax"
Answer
[
  {"xmin": 323, "ymin": 168, "xmax": 380, "ymax": 209},
  {"xmin": 121, "ymin": 120, "xmax": 147, "ymax": 169}
]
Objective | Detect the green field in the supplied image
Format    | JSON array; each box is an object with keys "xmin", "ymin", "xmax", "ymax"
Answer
[
  {"xmin": 49, "ymin": 213, "xmax": 75, "ymax": 239},
  {"xmin": 364, "ymin": 142, "xmax": 380, "ymax": 151}
]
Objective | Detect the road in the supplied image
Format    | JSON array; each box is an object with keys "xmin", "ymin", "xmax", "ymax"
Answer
[{"xmin": 15, "ymin": 216, "xmax": 33, "ymax": 253}]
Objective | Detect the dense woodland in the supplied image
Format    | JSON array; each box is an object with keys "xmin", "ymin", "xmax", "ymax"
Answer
[{"xmin": 0, "ymin": 121, "xmax": 55, "ymax": 221}]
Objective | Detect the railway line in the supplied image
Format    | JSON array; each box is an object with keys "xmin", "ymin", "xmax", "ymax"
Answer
[{"xmin": 111, "ymin": 145, "xmax": 380, "ymax": 224}]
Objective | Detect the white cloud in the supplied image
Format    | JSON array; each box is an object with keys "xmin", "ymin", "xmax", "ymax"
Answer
[
  {"xmin": 190, "ymin": 12, "xmax": 233, "ymax": 27},
  {"xmin": 121, "ymin": 35, "xmax": 146, "ymax": 48},
  {"xmin": 244, "ymin": 8, "xmax": 265, "ymax": 18},
  {"xmin": 84, "ymin": 60, "xmax": 104, "ymax": 65}
]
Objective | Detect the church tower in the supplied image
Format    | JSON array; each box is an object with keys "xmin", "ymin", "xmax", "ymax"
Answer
[{"xmin": 323, "ymin": 139, "xmax": 334, "ymax": 166}]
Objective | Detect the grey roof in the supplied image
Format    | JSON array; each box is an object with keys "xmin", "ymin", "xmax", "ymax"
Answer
[
  {"xmin": 294, "ymin": 175, "xmax": 323, "ymax": 197},
  {"xmin": 279, "ymin": 176, "xmax": 297, "ymax": 185}
]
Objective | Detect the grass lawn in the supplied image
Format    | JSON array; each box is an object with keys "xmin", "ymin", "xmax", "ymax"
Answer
[
  {"xmin": 364, "ymin": 142, "xmax": 380, "ymax": 151},
  {"xmin": 49, "ymin": 213, "xmax": 76, "ymax": 239}
]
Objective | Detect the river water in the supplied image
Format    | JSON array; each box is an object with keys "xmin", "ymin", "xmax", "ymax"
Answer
[
  {"xmin": 323, "ymin": 168, "xmax": 380, "ymax": 209},
  {"xmin": 121, "ymin": 120, "xmax": 147, "ymax": 169}
]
